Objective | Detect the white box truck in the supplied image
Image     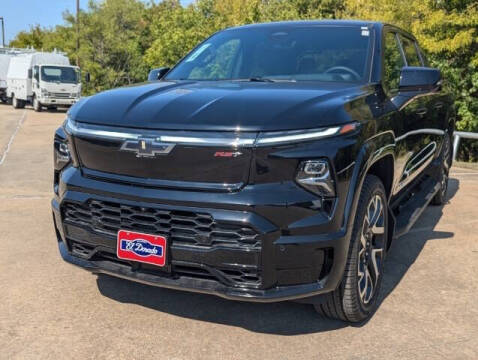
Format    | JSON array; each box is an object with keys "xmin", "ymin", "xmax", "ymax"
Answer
[
  {"xmin": 0, "ymin": 52, "xmax": 13, "ymax": 103},
  {"xmin": 0, "ymin": 48, "xmax": 22, "ymax": 103},
  {"xmin": 6, "ymin": 51, "xmax": 81, "ymax": 111}
]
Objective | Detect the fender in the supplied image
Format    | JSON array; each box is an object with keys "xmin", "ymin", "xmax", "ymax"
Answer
[{"xmin": 341, "ymin": 130, "xmax": 396, "ymax": 256}]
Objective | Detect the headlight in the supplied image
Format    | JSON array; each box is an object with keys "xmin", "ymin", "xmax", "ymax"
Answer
[
  {"xmin": 296, "ymin": 159, "xmax": 335, "ymax": 197},
  {"xmin": 54, "ymin": 136, "xmax": 71, "ymax": 171},
  {"xmin": 41, "ymin": 88, "xmax": 50, "ymax": 97},
  {"xmin": 54, "ymin": 124, "xmax": 72, "ymax": 171},
  {"xmin": 53, "ymin": 127, "xmax": 73, "ymax": 195}
]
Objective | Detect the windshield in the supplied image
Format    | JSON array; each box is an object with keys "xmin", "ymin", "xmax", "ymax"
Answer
[
  {"xmin": 40, "ymin": 66, "xmax": 79, "ymax": 84},
  {"xmin": 166, "ymin": 25, "xmax": 372, "ymax": 82}
]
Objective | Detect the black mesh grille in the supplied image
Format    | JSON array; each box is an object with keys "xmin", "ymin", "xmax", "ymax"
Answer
[{"xmin": 62, "ymin": 200, "xmax": 260, "ymax": 249}]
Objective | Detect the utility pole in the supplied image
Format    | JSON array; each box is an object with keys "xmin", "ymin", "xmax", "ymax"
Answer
[
  {"xmin": 0, "ymin": 17, "xmax": 5, "ymax": 48},
  {"xmin": 76, "ymin": 0, "xmax": 80, "ymax": 66}
]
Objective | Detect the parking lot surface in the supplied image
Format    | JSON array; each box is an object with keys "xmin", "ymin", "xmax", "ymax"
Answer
[{"xmin": 1, "ymin": 105, "xmax": 477, "ymax": 359}]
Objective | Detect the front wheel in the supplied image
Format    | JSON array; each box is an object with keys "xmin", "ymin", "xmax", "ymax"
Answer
[
  {"xmin": 314, "ymin": 175, "xmax": 388, "ymax": 322},
  {"xmin": 33, "ymin": 96, "xmax": 42, "ymax": 112}
]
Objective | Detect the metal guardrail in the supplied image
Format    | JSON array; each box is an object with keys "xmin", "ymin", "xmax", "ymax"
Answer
[{"xmin": 453, "ymin": 131, "xmax": 478, "ymax": 161}]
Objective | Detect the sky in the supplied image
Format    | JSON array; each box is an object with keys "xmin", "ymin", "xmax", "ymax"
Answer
[{"xmin": 0, "ymin": 0, "xmax": 195, "ymax": 45}]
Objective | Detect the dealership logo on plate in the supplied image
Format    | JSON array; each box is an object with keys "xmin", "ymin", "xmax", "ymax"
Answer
[{"xmin": 117, "ymin": 230, "xmax": 167, "ymax": 266}]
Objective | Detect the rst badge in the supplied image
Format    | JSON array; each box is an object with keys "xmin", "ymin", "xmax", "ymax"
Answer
[
  {"xmin": 120, "ymin": 138, "xmax": 175, "ymax": 158},
  {"xmin": 117, "ymin": 230, "xmax": 167, "ymax": 266}
]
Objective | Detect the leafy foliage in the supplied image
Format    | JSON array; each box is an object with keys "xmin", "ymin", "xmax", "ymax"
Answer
[
  {"xmin": 344, "ymin": 0, "xmax": 478, "ymax": 160},
  {"xmin": 9, "ymin": 0, "xmax": 477, "ymax": 160}
]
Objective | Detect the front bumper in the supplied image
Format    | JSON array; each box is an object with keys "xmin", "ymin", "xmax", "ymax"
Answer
[
  {"xmin": 41, "ymin": 97, "xmax": 78, "ymax": 106},
  {"xmin": 52, "ymin": 166, "xmax": 352, "ymax": 302},
  {"xmin": 57, "ymin": 240, "xmax": 335, "ymax": 302}
]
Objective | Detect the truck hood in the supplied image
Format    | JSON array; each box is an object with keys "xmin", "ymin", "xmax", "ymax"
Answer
[{"xmin": 69, "ymin": 81, "xmax": 374, "ymax": 131}]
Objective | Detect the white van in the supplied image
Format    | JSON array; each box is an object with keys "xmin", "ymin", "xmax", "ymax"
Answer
[{"xmin": 6, "ymin": 51, "xmax": 81, "ymax": 111}]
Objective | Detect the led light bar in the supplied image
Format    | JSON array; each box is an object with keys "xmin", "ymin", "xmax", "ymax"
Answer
[
  {"xmin": 65, "ymin": 116, "xmax": 357, "ymax": 147},
  {"xmin": 255, "ymin": 127, "xmax": 341, "ymax": 146}
]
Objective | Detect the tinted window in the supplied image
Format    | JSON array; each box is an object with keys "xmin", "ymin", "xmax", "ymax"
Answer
[
  {"xmin": 166, "ymin": 26, "xmax": 372, "ymax": 82},
  {"xmin": 33, "ymin": 66, "xmax": 40, "ymax": 81},
  {"xmin": 399, "ymin": 35, "xmax": 421, "ymax": 66},
  {"xmin": 188, "ymin": 39, "xmax": 241, "ymax": 80},
  {"xmin": 383, "ymin": 32, "xmax": 405, "ymax": 93},
  {"xmin": 41, "ymin": 66, "xmax": 79, "ymax": 84}
]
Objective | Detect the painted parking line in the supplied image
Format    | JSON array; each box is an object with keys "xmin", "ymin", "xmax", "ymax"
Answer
[{"xmin": 0, "ymin": 110, "xmax": 27, "ymax": 166}]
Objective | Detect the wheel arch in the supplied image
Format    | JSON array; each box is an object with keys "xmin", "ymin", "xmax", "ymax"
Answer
[{"xmin": 343, "ymin": 132, "xmax": 396, "ymax": 253}]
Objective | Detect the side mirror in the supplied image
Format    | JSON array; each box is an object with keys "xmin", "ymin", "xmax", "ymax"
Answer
[
  {"xmin": 399, "ymin": 67, "xmax": 441, "ymax": 92},
  {"xmin": 28, "ymin": 68, "xmax": 32, "ymax": 79},
  {"xmin": 84, "ymin": 72, "xmax": 91, "ymax": 83},
  {"xmin": 148, "ymin": 67, "xmax": 170, "ymax": 82}
]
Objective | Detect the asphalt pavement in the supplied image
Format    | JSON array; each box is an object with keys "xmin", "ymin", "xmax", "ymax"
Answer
[{"xmin": 1, "ymin": 105, "xmax": 477, "ymax": 359}]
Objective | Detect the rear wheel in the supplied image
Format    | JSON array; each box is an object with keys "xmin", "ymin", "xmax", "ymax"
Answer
[
  {"xmin": 12, "ymin": 95, "xmax": 25, "ymax": 109},
  {"xmin": 431, "ymin": 133, "xmax": 451, "ymax": 205},
  {"xmin": 12, "ymin": 94, "xmax": 19, "ymax": 109},
  {"xmin": 314, "ymin": 175, "xmax": 388, "ymax": 322},
  {"xmin": 33, "ymin": 96, "xmax": 42, "ymax": 112}
]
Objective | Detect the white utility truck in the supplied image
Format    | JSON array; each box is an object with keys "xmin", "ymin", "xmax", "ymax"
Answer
[
  {"xmin": 0, "ymin": 51, "xmax": 13, "ymax": 103},
  {"xmin": 0, "ymin": 48, "xmax": 26, "ymax": 103},
  {"xmin": 6, "ymin": 51, "xmax": 81, "ymax": 111}
]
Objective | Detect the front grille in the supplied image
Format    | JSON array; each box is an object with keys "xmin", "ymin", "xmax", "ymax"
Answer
[
  {"xmin": 62, "ymin": 200, "xmax": 260, "ymax": 249},
  {"xmin": 50, "ymin": 92, "xmax": 73, "ymax": 98}
]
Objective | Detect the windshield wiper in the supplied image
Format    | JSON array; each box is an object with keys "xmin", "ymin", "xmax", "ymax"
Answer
[
  {"xmin": 234, "ymin": 77, "xmax": 296, "ymax": 83},
  {"xmin": 248, "ymin": 77, "xmax": 275, "ymax": 82},
  {"xmin": 233, "ymin": 77, "xmax": 277, "ymax": 83}
]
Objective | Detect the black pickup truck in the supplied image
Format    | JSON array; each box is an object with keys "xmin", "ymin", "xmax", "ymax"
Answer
[{"xmin": 52, "ymin": 20, "xmax": 454, "ymax": 322}]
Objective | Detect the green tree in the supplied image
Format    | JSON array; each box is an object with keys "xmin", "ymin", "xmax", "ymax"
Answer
[
  {"xmin": 8, "ymin": 0, "xmax": 477, "ymax": 160},
  {"xmin": 344, "ymin": 0, "xmax": 478, "ymax": 160},
  {"xmin": 76, "ymin": 0, "xmax": 150, "ymax": 93},
  {"xmin": 144, "ymin": 0, "xmax": 211, "ymax": 68}
]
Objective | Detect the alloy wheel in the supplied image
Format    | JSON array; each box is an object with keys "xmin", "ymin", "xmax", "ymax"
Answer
[{"xmin": 358, "ymin": 194, "xmax": 385, "ymax": 305}]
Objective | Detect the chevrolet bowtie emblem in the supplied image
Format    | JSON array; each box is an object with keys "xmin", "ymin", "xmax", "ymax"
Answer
[{"xmin": 120, "ymin": 138, "xmax": 175, "ymax": 158}]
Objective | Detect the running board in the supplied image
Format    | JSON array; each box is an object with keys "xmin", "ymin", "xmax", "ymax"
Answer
[{"xmin": 393, "ymin": 176, "xmax": 440, "ymax": 238}]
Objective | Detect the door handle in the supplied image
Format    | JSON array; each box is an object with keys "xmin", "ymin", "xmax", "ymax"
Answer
[{"xmin": 415, "ymin": 108, "xmax": 428, "ymax": 116}]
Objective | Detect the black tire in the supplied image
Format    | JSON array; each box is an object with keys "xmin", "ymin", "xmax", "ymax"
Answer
[
  {"xmin": 12, "ymin": 95, "xmax": 25, "ymax": 109},
  {"xmin": 314, "ymin": 175, "xmax": 388, "ymax": 322},
  {"xmin": 33, "ymin": 96, "xmax": 42, "ymax": 112},
  {"xmin": 431, "ymin": 133, "xmax": 451, "ymax": 205}
]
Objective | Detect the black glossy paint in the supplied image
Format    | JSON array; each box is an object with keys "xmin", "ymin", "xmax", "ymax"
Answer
[
  {"xmin": 69, "ymin": 81, "xmax": 374, "ymax": 131},
  {"xmin": 53, "ymin": 20, "xmax": 454, "ymax": 302}
]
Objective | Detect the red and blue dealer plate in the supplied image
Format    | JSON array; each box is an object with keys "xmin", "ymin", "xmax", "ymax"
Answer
[{"xmin": 117, "ymin": 230, "xmax": 167, "ymax": 267}]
